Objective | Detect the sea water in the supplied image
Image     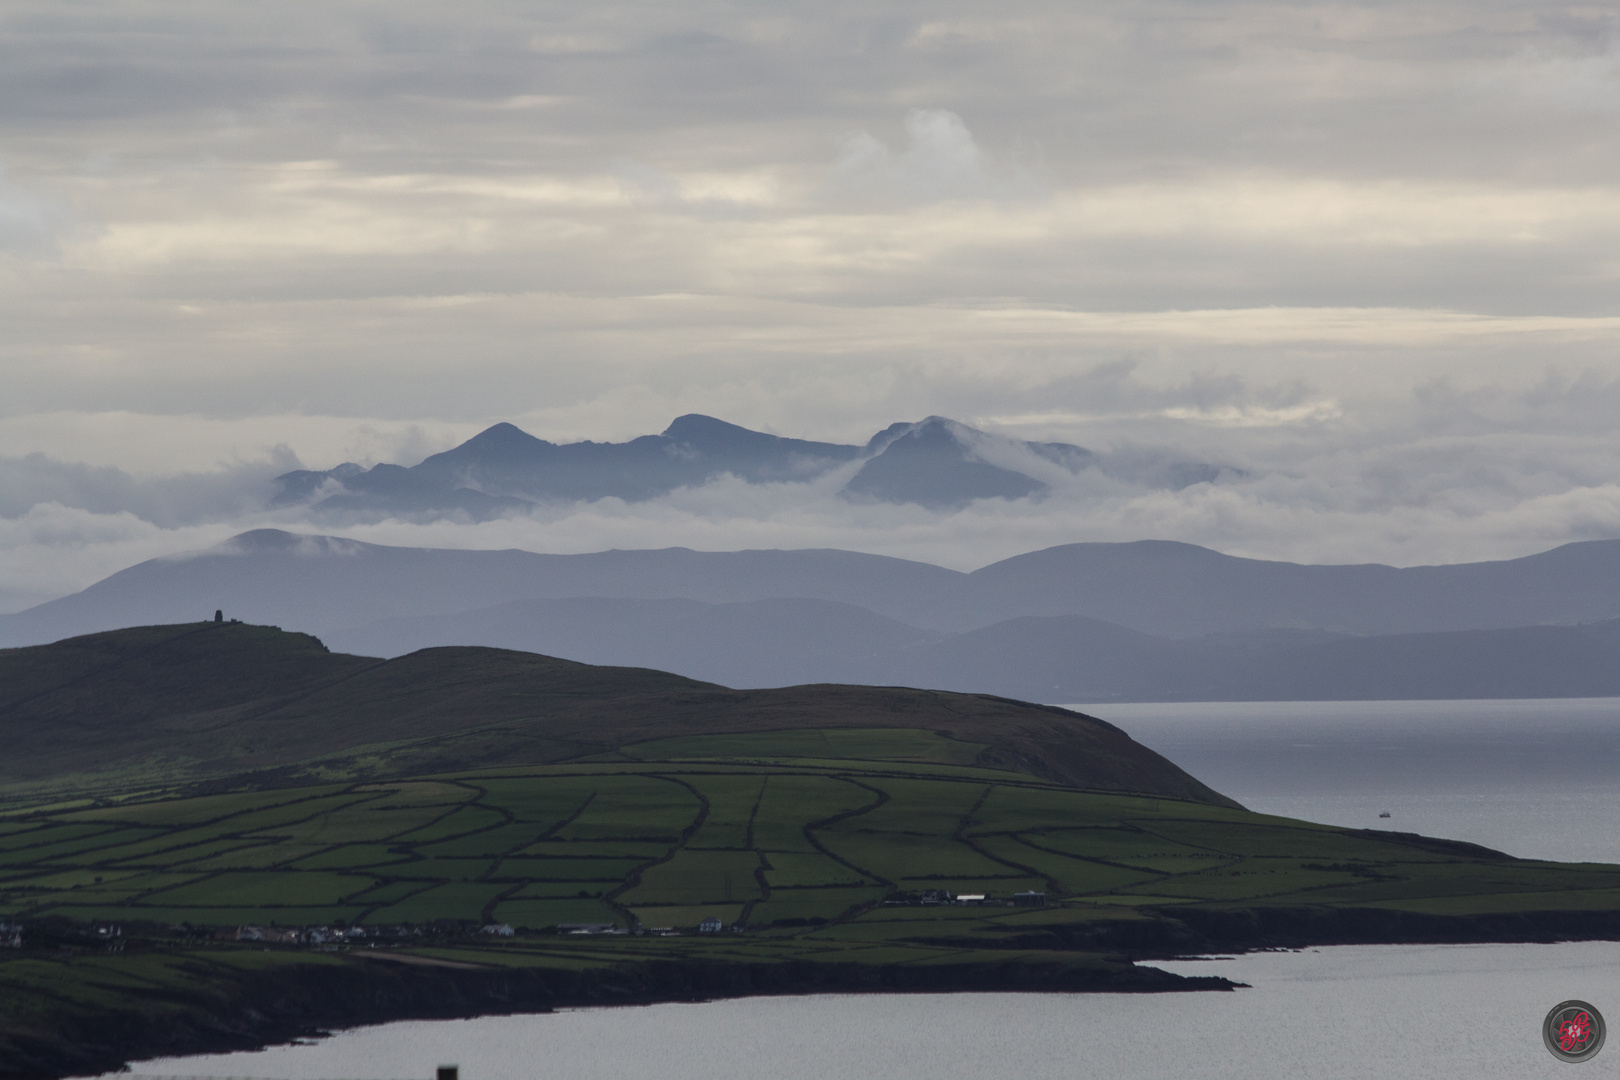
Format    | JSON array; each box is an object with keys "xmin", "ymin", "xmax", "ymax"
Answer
[
  {"xmin": 108, "ymin": 943, "xmax": 1620, "ymax": 1080},
  {"xmin": 1082, "ymin": 697, "xmax": 1620, "ymax": 863},
  {"xmin": 102, "ymin": 699, "xmax": 1620, "ymax": 1080}
]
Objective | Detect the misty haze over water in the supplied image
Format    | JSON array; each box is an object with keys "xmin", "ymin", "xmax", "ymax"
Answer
[{"xmin": 1086, "ymin": 698, "xmax": 1620, "ymax": 864}]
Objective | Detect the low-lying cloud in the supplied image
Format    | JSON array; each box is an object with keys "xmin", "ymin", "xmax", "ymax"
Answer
[
  {"xmin": 6, "ymin": 364, "xmax": 1620, "ymax": 612},
  {"xmin": 0, "ymin": 449, "xmax": 298, "ymax": 526},
  {"xmin": 1, "ymin": 0, "xmax": 1617, "ymax": 608}
]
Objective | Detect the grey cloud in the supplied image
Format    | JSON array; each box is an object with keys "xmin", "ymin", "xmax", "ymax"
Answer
[
  {"xmin": 612, "ymin": 158, "xmax": 683, "ymax": 203},
  {"xmin": 1412, "ymin": 370, "xmax": 1620, "ymax": 437},
  {"xmin": 834, "ymin": 109, "xmax": 1004, "ymax": 201},
  {"xmin": 0, "ymin": 3, "xmax": 1600, "ymax": 174},
  {"xmin": 0, "ymin": 0, "xmax": 1616, "ymax": 592},
  {"xmin": 5, "ymin": 400, "xmax": 1616, "ymax": 615},
  {"xmin": 0, "ymin": 169, "xmax": 65, "ymax": 252},
  {"xmin": 0, "ymin": 448, "xmax": 301, "ymax": 527},
  {"xmin": 3, "ymin": 366, "xmax": 1617, "ymax": 559}
]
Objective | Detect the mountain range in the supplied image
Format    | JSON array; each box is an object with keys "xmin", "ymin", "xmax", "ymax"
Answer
[
  {"xmin": 5, "ymin": 529, "xmax": 1620, "ymax": 702},
  {"xmin": 271, "ymin": 414, "xmax": 1225, "ymax": 516}
]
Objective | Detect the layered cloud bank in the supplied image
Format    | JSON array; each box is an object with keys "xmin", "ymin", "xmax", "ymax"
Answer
[
  {"xmin": 5, "ymin": 396, "xmax": 1620, "ymax": 613},
  {"xmin": 1, "ymin": 1, "xmax": 1617, "ymax": 607}
]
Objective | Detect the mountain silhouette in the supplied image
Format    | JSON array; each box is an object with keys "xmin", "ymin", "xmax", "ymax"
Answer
[
  {"xmin": 9, "ymin": 530, "xmax": 1620, "ymax": 702},
  {"xmin": 270, "ymin": 414, "xmax": 1208, "ymax": 516}
]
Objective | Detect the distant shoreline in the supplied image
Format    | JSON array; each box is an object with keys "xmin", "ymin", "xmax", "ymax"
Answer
[
  {"xmin": 6, "ymin": 948, "xmax": 1234, "ymax": 1079},
  {"xmin": 17, "ymin": 902, "xmax": 1620, "ymax": 1080}
]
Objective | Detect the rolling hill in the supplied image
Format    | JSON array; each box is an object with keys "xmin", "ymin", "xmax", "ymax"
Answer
[
  {"xmin": 7, "ymin": 622, "xmax": 1620, "ymax": 1077},
  {"xmin": 0, "ymin": 622, "xmax": 1233, "ymax": 806},
  {"xmin": 7, "ymin": 530, "xmax": 1620, "ymax": 701}
]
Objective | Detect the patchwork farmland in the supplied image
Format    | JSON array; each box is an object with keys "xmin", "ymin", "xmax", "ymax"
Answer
[{"xmin": 7, "ymin": 737, "xmax": 1620, "ymax": 934}]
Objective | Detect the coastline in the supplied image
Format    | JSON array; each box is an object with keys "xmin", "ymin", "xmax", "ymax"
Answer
[
  {"xmin": 3, "ymin": 950, "xmax": 1231, "ymax": 1080},
  {"xmin": 13, "ymin": 903, "xmax": 1620, "ymax": 1079}
]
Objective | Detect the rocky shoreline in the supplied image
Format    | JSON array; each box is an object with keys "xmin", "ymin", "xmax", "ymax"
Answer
[
  {"xmin": 9, "ymin": 905, "xmax": 1620, "ymax": 1079},
  {"xmin": 1, "ymin": 952, "xmax": 1230, "ymax": 1080}
]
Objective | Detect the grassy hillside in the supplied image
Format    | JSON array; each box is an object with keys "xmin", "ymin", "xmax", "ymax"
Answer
[
  {"xmin": 6, "ymin": 759, "xmax": 1618, "ymax": 933},
  {"xmin": 6, "ymin": 624, "xmax": 1620, "ymax": 1077},
  {"xmin": 9, "ymin": 750, "xmax": 1620, "ymax": 1075},
  {"xmin": 0, "ymin": 622, "xmax": 1233, "ymax": 806}
]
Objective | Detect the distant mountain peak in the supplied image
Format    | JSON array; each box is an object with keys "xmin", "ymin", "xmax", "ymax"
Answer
[
  {"xmin": 424, "ymin": 422, "xmax": 554, "ymax": 464},
  {"xmin": 217, "ymin": 528, "xmax": 303, "ymax": 552},
  {"xmin": 473, "ymin": 421, "xmax": 532, "ymax": 438},
  {"xmin": 215, "ymin": 530, "xmax": 366, "ymax": 558},
  {"xmin": 843, "ymin": 417, "xmax": 1048, "ymax": 508},
  {"xmin": 13, "ymin": 533, "xmax": 1620, "ymax": 707},
  {"xmin": 662, "ymin": 413, "xmax": 755, "ymax": 441},
  {"xmin": 862, "ymin": 421, "xmax": 915, "ymax": 455},
  {"xmin": 266, "ymin": 414, "xmax": 1221, "ymax": 519}
]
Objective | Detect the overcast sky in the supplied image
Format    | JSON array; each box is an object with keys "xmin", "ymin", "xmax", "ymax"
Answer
[{"xmin": 2, "ymin": 1, "xmax": 1619, "ymax": 609}]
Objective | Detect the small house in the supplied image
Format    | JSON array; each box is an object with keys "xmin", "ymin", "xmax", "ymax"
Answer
[
  {"xmin": 955, "ymin": 894, "xmax": 986, "ymax": 906},
  {"xmin": 1012, "ymin": 891, "xmax": 1045, "ymax": 907},
  {"xmin": 697, "ymin": 916, "xmax": 724, "ymax": 933}
]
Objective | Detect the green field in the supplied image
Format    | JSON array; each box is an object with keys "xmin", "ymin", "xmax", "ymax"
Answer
[
  {"xmin": 14, "ymin": 740, "xmax": 1620, "ymax": 1074},
  {"xmin": 7, "ymin": 624, "xmax": 1620, "ymax": 1077},
  {"xmin": 6, "ymin": 745, "xmax": 1620, "ymax": 933}
]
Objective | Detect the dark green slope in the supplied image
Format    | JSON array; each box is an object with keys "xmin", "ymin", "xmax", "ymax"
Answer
[
  {"xmin": 0, "ymin": 622, "xmax": 1234, "ymax": 807},
  {"xmin": 8, "ymin": 624, "xmax": 1620, "ymax": 1078}
]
